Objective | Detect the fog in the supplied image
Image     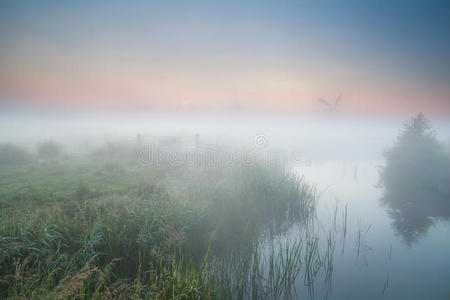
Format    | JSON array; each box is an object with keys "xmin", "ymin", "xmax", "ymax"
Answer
[
  {"xmin": 3, "ymin": 108, "xmax": 448, "ymax": 162},
  {"xmin": 2, "ymin": 108, "xmax": 450, "ymax": 299},
  {"xmin": 2, "ymin": 0, "xmax": 450, "ymax": 297}
]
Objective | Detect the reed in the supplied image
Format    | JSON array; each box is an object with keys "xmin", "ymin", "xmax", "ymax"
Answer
[{"xmin": 0, "ymin": 161, "xmax": 318, "ymax": 299}]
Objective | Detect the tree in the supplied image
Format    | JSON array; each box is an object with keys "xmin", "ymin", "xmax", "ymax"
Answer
[
  {"xmin": 0, "ymin": 143, "xmax": 33, "ymax": 165},
  {"xmin": 380, "ymin": 113, "xmax": 450, "ymax": 245},
  {"xmin": 382, "ymin": 113, "xmax": 444, "ymax": 192},
  {"xmin": 37, "ymin": 141, "xmax": 62, "ymax": 160}
]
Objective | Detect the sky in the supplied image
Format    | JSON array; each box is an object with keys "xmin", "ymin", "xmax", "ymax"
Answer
[{"xmin": 1, "ymin": 0, "xmax": 449, "ymax": 116}]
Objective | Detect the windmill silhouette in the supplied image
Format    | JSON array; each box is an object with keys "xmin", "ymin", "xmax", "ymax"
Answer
[{"xmin": 317, "ymin": 93, "xmax": 343, "ymax": 112}]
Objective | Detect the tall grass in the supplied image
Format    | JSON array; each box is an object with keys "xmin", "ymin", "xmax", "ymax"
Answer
[
  {"xmin": 0, "ymin": 162, "xmax": 317, "ymax": 298},
  {"xmin": 0, "ymin": 183, "xmax": 215, "ymax": 298},
  {"xmin": 183, "ymin": 165, "xmax": 317, "ymax": 256},
  {"xmin": 214, "ymin": 239, "xmax": 304, "ymax": 300}
]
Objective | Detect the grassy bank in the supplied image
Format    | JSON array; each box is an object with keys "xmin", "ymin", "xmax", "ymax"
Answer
[{"xmin": 0, "ymin": 157, "xmax": 316, "ymax": 299}]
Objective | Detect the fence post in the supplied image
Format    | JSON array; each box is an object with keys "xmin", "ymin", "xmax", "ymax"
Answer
[{"xmin": 195, "ymin": 134, "xmax": 200, "ymax": 152}]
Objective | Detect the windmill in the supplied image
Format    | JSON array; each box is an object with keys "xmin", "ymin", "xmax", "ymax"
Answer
[{"xmin": 317, "ymin": 93, "xmax": 343, "ymax": 112}]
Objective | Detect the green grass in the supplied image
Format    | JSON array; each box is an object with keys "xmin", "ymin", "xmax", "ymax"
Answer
[
  {"xmin": 0, "ymin": 161, "xmax": 157, "ymax": 207},
  {"xmin": 0, "ymin": 156, "xmax": 317, "ymax": 299}
]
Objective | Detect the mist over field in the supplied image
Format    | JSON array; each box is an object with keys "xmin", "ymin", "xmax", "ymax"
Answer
[
  {"xmin": 3, "ymin": 108, "xmax": 449, "ymax": 159},
  {"xmin": 1, "ymin": 107, "xmax": 449, "ymax": 299},
  {"xmin": 1, "ymin": 1, "xmax": 450, "ymax": 299}
]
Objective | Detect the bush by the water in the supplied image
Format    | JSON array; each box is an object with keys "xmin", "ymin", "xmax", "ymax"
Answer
[
  {"xmin": 37, "ymin": 140, "xmax": 63, "ymax": 160},
  {"xmin": 381, "ymin": 113, "xmax": 450, "ymax": 244},
  {"xmin": 382, "ymin": 113, "xmax": 450, "ymax": 195},
  {"xmin": 0, "ymin": 143, "xmax": 33, "ymax": 165}
]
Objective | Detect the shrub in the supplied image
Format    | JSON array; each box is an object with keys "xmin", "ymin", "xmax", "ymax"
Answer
[
  {"xmin": 0, "ymin": 143, "xmax": 33, "ymax": 165},
  {"xmin": 380, "ymin": 113, "xmax": 450, "ymax": 245},
  {"xmin": 37, "ymin": 140, "xmax": 62, "ymax": 160}
]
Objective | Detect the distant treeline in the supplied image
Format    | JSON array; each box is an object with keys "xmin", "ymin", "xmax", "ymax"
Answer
[{"xmin": 0, "ymin": 140, "xmax": 62, "ymax": 164}]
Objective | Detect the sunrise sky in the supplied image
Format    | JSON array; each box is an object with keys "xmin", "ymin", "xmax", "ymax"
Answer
[{"xmin": 1, "ymin": 0, "xmax": 449, "ymax": 115}]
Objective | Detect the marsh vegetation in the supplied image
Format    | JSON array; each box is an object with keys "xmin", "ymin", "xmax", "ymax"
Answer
[
  {"xmin": 1, "ymin": 113, "xmax": 450, "ymax": 299},
  {"xmin": 0, "ymin": 141, "xmax": 324, "ymax": 299}
]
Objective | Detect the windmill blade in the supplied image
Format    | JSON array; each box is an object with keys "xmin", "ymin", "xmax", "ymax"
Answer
[
  {"xmin": 335, "ymin": 93, "xmax": 343, "ymax": 106},
  {"xmin": 317, "ymin": 98, "xmax": 331, "ymax": 107}
]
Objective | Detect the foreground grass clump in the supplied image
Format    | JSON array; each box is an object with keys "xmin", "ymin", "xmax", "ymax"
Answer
[
  {"xmin": 0, "ymin": 162, "xmax": 316, "ymax": 298},
  {"xmin": 183, "ymin": 165, "xmax": 316, "ymax": 256},
  {"xmin": 1, "ymin": 184, "xmax": 215, "ymax": 298}
]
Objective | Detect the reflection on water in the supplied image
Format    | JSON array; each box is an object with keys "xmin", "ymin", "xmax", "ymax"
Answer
[
  {"xmin": 285, "ymin": 161, "xmax": 450, "ymax": 299},
  {"xmin": 381, "ymin": 189, "xmax": 450, "ymax": 246},
  {"xmin": 212, "ymin": 159, "xmax": 450, "ymax": 299}
]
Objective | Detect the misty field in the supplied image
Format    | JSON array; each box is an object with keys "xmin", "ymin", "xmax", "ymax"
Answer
[
  {"xmin": 1, "ymin": 114, "xmax": 450, "ymax": 299},
  {"xmin": 0, "ymin": 145, "xmax": 320, "ymax": 299}
]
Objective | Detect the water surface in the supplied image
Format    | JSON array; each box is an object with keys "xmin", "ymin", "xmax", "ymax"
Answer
[{"xmin": 289, "ymin": 160, "xmax": 450, "ymax": 299}]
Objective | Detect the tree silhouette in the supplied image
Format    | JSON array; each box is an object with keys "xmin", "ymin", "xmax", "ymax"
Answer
[{"xmin": 380, "ymin": 113, "xmax": 450, "ymax": 245}]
